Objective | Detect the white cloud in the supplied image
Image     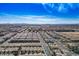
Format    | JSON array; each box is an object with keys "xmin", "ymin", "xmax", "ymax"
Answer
[
  {"xmin": 0, "ymin": 14, "xmax": 79, "ymax": 24},
  {"xmin": 58, "ymin": 4, "xmax": 68, "ymax": 13}
]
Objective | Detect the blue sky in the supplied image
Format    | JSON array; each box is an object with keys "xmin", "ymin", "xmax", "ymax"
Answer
[{"xmin": 0, "ymin": 3, "xmax": 79, "ymax": 24}]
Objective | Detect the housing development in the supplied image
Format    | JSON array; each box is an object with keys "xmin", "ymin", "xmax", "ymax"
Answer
[{"xmin": 0, "ymin": 24, "xmax": 79, "ymax": 56}]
